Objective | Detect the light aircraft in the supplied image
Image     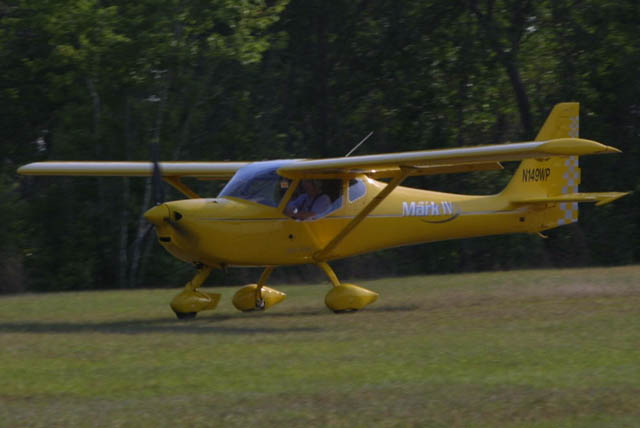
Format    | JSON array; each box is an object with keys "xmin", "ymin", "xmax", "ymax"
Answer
[{"xmin": 18, "ymin": 103, "xmax": 629, "ymax": 318}]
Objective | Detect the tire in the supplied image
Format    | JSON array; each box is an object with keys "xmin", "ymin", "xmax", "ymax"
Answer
[{"xmin": 174, "ymin": 311, "xmax": 197, "ymax": 320}]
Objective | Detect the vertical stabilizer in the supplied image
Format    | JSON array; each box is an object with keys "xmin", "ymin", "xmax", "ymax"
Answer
[
  {"xmin": 534, "ymin": 102, "xmax": 580, "ymax": 140},
  {"xmin": 502, "ymin": 103, "xmax": 581, "ymax": 228}
]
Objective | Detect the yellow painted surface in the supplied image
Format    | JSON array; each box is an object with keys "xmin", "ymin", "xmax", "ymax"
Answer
[
  {"xmin": 325, "ymin": 284, "xmax": 379, "ymax": 312},
  {"xmin": 170, "ymin": 289, "xmax": 221, "ymax": 314},
  {"xmin": 17, "ymin": 103, "xmax": 630, "ymax": 315},
  {"xmin": 232, "ymin": 284, "xmax": 286, "ymax": 311}
]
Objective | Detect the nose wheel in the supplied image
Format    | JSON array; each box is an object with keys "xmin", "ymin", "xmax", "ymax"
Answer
[{"xmin": 170, "ymin": 266, "xmax": 221, "ymax": 320}]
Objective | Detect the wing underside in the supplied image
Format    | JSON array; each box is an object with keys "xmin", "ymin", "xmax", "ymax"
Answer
[
  {"xmin": 17, "ymin": 161, "xmax": 250, "ymax": 199},
  {"xmin": 17, "ymin": 161, "xmax": 249, "ymax": 179}
]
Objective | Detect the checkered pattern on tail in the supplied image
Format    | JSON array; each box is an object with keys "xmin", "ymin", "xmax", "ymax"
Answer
[
  {"xmin": 557, "ymin": 156, "xmax": 579, "ymax": 225},
  {"xmin": 555, "ymin": 115, "xmax": 580, "ymax": 225}
]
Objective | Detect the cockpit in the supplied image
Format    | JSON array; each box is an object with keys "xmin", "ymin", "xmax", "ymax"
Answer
[{"xmin": 218, "ymin": 160, "xmax": 366, "ymax": 220}]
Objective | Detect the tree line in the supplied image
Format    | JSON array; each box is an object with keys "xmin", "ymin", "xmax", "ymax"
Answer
[{"xmin": 1, "ymin": 0, "xmax": 638, "ymax": 292}]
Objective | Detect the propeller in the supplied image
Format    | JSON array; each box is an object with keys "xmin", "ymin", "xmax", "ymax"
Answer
[
  {"xmin": 144, "ymin": 140, "xmax": 197, "ymax": 244},
  {"xmin": 144, "ymin": 148, "xmax": 194, "ymax": 243}
]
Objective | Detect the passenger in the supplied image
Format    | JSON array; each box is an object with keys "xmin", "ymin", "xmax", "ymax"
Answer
[{"xmin": 286, "ymin": 180, "xmax": 331, "ymax": 219}]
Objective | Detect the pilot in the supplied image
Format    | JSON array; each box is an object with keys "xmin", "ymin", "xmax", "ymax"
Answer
[{"xmin": 286, "ymin": 180, "xmax": 331, "ymax": 220}]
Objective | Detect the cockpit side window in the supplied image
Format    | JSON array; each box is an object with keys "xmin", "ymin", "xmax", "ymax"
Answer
[
  {"xmin": 285, "ymin": 179, "xmax": 343, "ymax": 220},
  {"xmin": 348, "ymin": 178, "xmax": 366, "ymax": 202}
]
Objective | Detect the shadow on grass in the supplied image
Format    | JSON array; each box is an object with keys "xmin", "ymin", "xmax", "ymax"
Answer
[
  {"xmin": 0, "ymin": 315, "xmax": 323, "ymax": 335},
  {"xmin": 248, "ymin": 304, "xmax": 420, "ymax": 319},
  {"xmin": 0, "ymin": 305, "xmax": 418, "ymax": 335},
  {"xmin": 368, "ymin": 304, "xmax": 420, "ymax": 313}
]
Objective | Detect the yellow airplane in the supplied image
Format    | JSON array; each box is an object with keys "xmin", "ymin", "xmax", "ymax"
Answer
[{"xmin": 18, "ymin": 103, "xmax": 629, "ymax": 318}]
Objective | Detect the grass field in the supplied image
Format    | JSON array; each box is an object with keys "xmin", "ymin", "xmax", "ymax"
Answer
[{"xmin": 1, "ymin": 266, "xmax": 639, "ymax": 427}]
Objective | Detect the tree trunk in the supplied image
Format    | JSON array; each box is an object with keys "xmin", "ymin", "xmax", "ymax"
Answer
[
  {"xmin": 128, "ymin": 180, "xmax": 152, "ymax": 288},
  {"xmin": 313, "ymin": 2, "xmax": 330, "ymax": 156},
  {"xmin": 467, "ymin": 1, "xmax": 534, "ymax": 138},
  {"xmin": 502, "ymin": 56, "xmax": 533, "ymax": 138},
  {"xmin": 129, "ymin": 75, "xmax": 169, "ymax": 287},
  {"xmin": 86, "ymin": 77, "xmax": 110, "ymax": 285},
  {"xmin": 118, "ymin": 97, "xmax": 132, "ymax": 288}
]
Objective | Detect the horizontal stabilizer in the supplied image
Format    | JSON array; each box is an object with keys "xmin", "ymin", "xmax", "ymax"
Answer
[{"xmin": 512, "ymin": 192, "xmax": 631, "ymax": 207}]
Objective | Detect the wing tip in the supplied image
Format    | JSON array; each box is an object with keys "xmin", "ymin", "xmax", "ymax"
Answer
[{"xmin": 540, "ymin": 138, "xmax": 622, "ymax": 156}]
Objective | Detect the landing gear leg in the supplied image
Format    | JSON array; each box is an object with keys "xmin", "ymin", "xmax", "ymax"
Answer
[
  {"xmin": 317, "ymin": 262, "xmax": 379, "ymax": 313},
  {"xmin": 254, "ymin": 267, "xmax": 274, "ymax": 310},
  {"xmin": 170, "ymin": 265, "xmax": 221, "ymax": 320},
  {"xmin": 232, "ymin": 267, "xmax": 286, "ymax": 312}
]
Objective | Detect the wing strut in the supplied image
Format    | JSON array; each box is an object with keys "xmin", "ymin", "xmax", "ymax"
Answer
[
  {"xmin": 163, "ymin": 176, "xmax": 201, "ymax": 199},
  {"xmin": 313, "ymin": 168, "xmax": 413, "ymax": 261}
]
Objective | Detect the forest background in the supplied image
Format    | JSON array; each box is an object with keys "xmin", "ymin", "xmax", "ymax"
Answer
[{"xmin": 1, "ymin": 0, "xmax": 638, "ymax": 293}]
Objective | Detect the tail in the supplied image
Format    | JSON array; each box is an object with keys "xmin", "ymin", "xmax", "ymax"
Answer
[
  {"xmin": 502, "ymin": 103, "xmax": 628, "ymax": 231},
  {"xmin": 502, "ymin": 103, "xmax": 582, "ymax": 229}
]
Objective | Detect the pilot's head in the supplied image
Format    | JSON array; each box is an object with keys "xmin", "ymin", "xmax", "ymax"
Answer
[{"xmin": 301, "ymin": 179, "xmax": 321, "ymax": 195}]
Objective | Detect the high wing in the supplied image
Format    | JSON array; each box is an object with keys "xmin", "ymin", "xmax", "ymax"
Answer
[
  {"xmin": 276, "ymin": 138, "xmax": 619, "ymax": 179},
  {"xmin": 17, "ymin": 161, "xmax": 250, "ymax": 199},
  {"xmin": 17, "ymin": 138, "xmax": 618, "ymax": 181},
  {"xmin": 17, "ymin": 161, "xmax": 249, "ymax": 178}
]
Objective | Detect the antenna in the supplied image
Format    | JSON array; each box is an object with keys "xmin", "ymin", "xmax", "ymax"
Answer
[{"xmin": 345, "ymin": 131, "xmax": 373, "ymax": 157}]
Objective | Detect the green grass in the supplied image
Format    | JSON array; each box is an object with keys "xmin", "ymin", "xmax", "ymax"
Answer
[{"xmin": 1, "ymin": 266, "xmax": 639, "ymax": 427}]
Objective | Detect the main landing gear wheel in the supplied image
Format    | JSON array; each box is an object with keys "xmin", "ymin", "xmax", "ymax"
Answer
[
  {"xmin": 317, "ymin": 262, "xmax": 379, "ymax": 313},
  {"xmin": 231, "ymin": 267, "xmax": 286, "ymax": 312},
  {"xmin": 232, "ymin": 284, "xmax": 286, "ymax": 312}
]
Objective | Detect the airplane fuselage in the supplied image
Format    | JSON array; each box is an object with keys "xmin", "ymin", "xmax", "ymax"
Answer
[{"xmin": 150, "ymin": 176, "xmax": 545, "ymax": 267}]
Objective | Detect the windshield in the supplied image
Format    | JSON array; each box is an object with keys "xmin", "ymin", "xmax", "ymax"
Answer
[{"xmin": 218, "ymin": 160, "xmax": 296, "ymax": 207}]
